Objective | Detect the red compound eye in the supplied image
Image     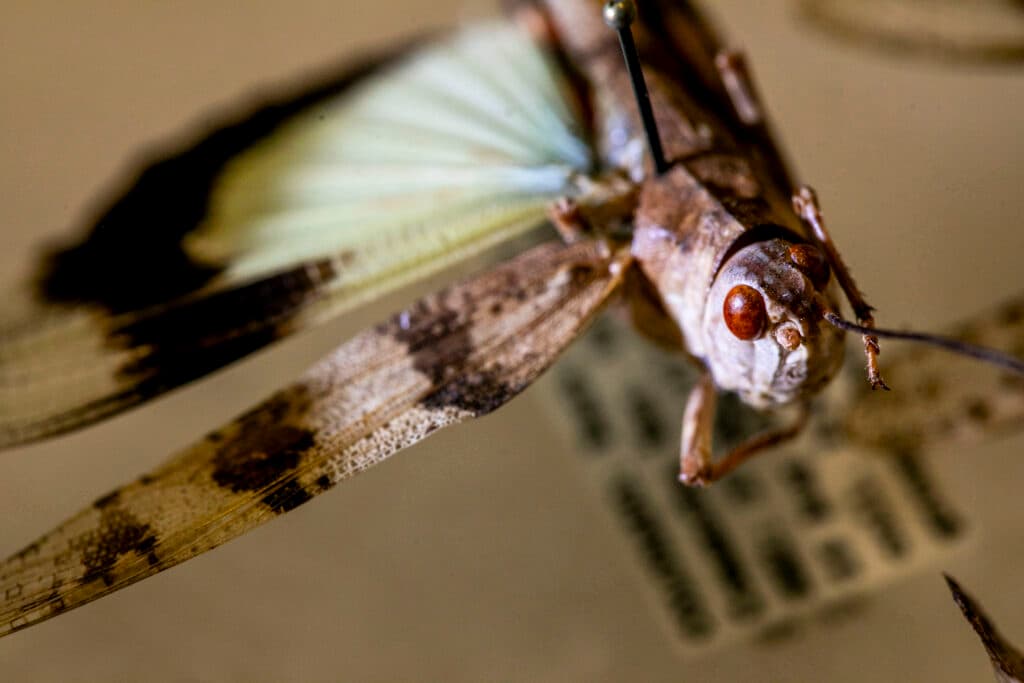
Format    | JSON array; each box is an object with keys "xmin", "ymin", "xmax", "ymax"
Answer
[
  {"xmin": 789, "ymin": 243, "xmax": 831, "ymax": 289},
  {"xmin": 723, "ymin": 285, "xmax": 767, "ymax": 340}
]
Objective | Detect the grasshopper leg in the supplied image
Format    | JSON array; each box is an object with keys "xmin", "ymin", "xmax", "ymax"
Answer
[
  {"xmin": 548, "ymin": 172, "xmax": 639, "ymax": 244},
  {"xmin": 679, "ymin": 372, "xmax": 718, "ymax": 485},
  {"xmin": 549, "ymin": 197, "xmax": 590, "ymax": 243},
  {"xmin": 715, "ymin": 48, "xmax": 764, "ymax": 126},
  {"xmin": 678, "ymin": 373, "xmax": 809, "ymax": 486},
  {"xmin": 793, "ymin": 185, "xmax": 889, "ymax": 390}
]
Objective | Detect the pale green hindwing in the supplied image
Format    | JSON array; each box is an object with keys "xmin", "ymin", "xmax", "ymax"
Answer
[
  {"xmin": 0, "ymin": 22, "xmax": 591, "ymax": 448},
  {"xmin": 188, "ymin": 21, "xmax": 591, "ymax": 291}
]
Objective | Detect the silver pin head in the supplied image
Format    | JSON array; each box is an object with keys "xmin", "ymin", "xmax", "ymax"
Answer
[{"xmin": 603, "ymin": 0, "xmax": 637, "ymax": 30}]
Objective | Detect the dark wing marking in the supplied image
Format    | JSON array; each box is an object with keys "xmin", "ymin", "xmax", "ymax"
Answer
[
  {"xmin": 0, "ymin": 22, "xmax": 593, "ymax": 448},
  {"xmin": 0, "ymin": 47, "xmax": 395, "ymax": 448},
  {"xmin": 839, "ymin": 294, "xmax": 1024, "ymax": 453},
  {"xmin": 0, "ymin": 258, "xmax": 344, "ymax": 447},
  {"xmin": 0, "ymin": 239, "xmax": 627, "ymax": 638},
  {"xmin": 945, "ymin": 575, "xmax": 1024, "ymax": 682},
  {"xmin": 38, "ymin": 46, "xmax": 417, "ymax": 315}
]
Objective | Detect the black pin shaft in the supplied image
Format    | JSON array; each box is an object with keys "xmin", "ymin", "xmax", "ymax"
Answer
[{"xmin": 604, "ymin": 0, "xmax": 669, "ymax": 175}]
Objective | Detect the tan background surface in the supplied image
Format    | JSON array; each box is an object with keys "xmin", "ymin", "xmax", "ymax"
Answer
[{"xmin": 0, "ymin": 1, "xmax": 1023, "ymax": 680}]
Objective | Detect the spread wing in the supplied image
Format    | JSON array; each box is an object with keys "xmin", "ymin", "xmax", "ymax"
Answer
[
  {"xmin": 0, "ymin": 21, "xmax": 592, "ymax": 448},
  {"xmin": 0, "ymin": 239, "xmax": 627, "ymax": 638}
]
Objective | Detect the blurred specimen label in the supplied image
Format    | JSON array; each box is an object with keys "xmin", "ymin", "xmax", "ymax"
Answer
[{"xmin": 537, "ymin": 317, "xmax": 969, "ymax": 654}]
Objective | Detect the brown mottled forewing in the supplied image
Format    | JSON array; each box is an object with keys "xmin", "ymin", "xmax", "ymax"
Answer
[
  {"xmin": 840, "ymin": 295, "xmax": 1024, "ymax": 453},
  {"xmin": 0, "ymin": 240, "xmax": 625, "ymax": 638},
  {"xmin": 945, "ymin": 575, "xmax": 1024, "ymax": 682}
]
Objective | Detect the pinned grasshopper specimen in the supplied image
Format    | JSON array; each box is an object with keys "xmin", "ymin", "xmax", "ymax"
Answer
[{"xmin": 0, "ymin": 0, "xmax": 1020, "ymax": 639}]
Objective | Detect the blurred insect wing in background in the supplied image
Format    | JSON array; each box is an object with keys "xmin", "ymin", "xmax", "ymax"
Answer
[{"xmin": 799, "ymin": 0, "xmax": 1024, "ymax": 65}]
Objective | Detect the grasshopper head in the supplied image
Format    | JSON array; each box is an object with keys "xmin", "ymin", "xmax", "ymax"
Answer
[{"xmin": 703, "ymin": 238, "xmax": 845, "ymax": 408}]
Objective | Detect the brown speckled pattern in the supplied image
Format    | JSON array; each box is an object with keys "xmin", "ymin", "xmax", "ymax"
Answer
[{"xmin": 0, "ymin": 240, "xmax": 625, "ymax": 637}]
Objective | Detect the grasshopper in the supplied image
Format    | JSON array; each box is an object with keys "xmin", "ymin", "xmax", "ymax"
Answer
[{"xmin": 0, "ymin": 0, "xmax": 1020, "ymax": 641}]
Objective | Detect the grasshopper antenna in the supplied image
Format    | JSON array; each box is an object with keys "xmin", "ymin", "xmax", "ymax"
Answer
[
  {"xmin": 603, "ymin": 0, "xmax": 669, "ymax": 175},
  {"xmin": 824, "ymin": 311, "xmax": 1024, "ymax": 376}
]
